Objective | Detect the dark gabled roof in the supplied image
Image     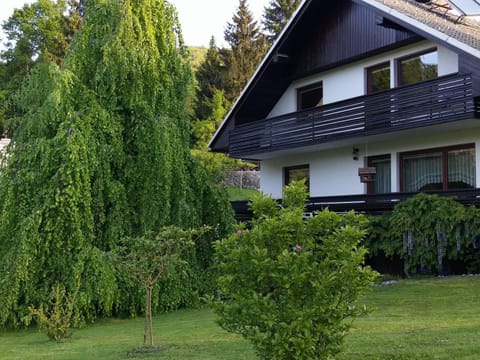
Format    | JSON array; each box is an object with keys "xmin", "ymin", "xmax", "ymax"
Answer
[{"xmin": 209, "ymin": 0, "xmax": 480, "ymax": 153}]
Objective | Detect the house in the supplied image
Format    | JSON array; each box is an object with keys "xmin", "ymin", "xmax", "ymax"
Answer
[{"xmin": 210, "ymin": 0, "xmax": 480, "ymax": 215}]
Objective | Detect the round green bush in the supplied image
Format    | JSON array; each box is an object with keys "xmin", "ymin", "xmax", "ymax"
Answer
[{"xmin": 214, "ymin": 182, "xmax": 377, "ymax": 359}]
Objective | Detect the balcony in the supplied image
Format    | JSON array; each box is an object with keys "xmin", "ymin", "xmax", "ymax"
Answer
[
  {"xmin": 231, "ymin": 188, "xmax": 480, "ymax": 221},
  {"xmin": 229, "ymin": 73, "xmax": 479, "ymax": 159}
]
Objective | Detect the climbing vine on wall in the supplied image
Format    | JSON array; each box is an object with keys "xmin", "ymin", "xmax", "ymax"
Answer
[{"xmin": 366, "ymin": 193, "xmax": 480, "ymax": 276}]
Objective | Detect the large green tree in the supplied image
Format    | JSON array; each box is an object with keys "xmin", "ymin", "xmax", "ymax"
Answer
[
  {"xmin": 262, "ymin": 0, "xmax": 301, "ymax": 43},
  {"xmin": 0, "ymin": 0, "xmax": 232, "ymax": 327},
  {"xmin": 224, "ymin": 0, "xmax": 268, "ymax": 102},
  {"xmin": 0, "ymin": 0, "xmax": 82, "ymax": 135},
  {"xmin": 193, "ymin": 37, "xmax": 230, "ymax": 121}
]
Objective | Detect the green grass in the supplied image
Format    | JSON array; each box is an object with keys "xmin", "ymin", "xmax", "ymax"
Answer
[
  {"xmin": 0, "ymin": 308, "xmax": 255, "ymax": 360},
  {"xmin": 339, "ymin": 276, "xmax": 480, "ymax": 360},
  {"xmin": 1, "ymin": 276, "xmax": 480, "ymax": 359},
  {"xmin": 227, "ymin": 187, "xmax": 260, "ymax": 201}
]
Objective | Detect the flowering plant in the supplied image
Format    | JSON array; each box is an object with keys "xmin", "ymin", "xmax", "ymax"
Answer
[{"xmin": 214, "ymin": 181, "xmax": 377, "ymax": 359}]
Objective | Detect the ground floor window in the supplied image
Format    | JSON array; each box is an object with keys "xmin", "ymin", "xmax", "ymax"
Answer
[
  {"xmin": 401, "ymin": 144, "xmax": 475, "ymax": 192},
  {"xmin": 284, "ymin": 164, "xmax": 310, "ymax": 190},
  {"xmin": 367, "ymin": 155, "xmax": 391, "ymax": 194}
]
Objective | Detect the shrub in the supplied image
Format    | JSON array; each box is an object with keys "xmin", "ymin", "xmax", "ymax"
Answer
[
  {"xmin": 365, "ymin": 193, "xmax": 480, "ymax": 276},
  {"xmin": 214, "ymin": 182, "xmax": 377, "ymax": 359},
  {"xmin": 24, "ymin": 284, "xmax": 79, "ymax": 342}
]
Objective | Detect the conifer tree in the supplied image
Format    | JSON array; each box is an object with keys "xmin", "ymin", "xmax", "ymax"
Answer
[
  {"xmin": 194, "ymin": 37, "xmax": 229, "ymax": 121},
  {"xmin": 224, "ymin": 0, "xmax": 268, "ymax": 102},
  {"xmin": 0, "ymin": 0, "xmax": 233, "ymax": 327},
  {"xmin": 263, "ymin": 0, "xmax": 302, "ymax": 43}
]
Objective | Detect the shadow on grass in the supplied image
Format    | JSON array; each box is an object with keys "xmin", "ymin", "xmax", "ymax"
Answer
[{"xmin": 126, "ymin": 345, "xmax": 173, "ymax": 357}]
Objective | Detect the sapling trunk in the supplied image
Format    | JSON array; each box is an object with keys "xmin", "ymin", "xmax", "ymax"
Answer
[
  {"xmin": 148, "ymin": 286, "xmax": 154, "ymax": 346},
  {"xmin": 144, "ymin": 287, "xmax": 148, "ymax": 345},
  {"xmin": 143, "ymin": 284, "xmax": 155, "ymax": 347}
]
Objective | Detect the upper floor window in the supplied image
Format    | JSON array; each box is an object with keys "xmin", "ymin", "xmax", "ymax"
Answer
[
  {"xmin": 397, "ymin": 49, "xmax": 438, "ymax": 86},
  {"xmin": 297, "ymin": 82, "xmax": 323, "ymax": 111},
  {"xmin": 366, "ymin": 62, "xmax": 390, "ymax": 94},
  {"xmin": 284, "ymin": 164, "xmax": 310, "ymax": 191}
]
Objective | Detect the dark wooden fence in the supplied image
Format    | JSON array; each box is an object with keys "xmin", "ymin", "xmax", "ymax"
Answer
[
  {"xmin": 231, "ymin": 188, "xmax": 480, "ymax": 221},
  {"xmin": 230, "ymin": 73, "xmax": 478, "ymax": 158}
]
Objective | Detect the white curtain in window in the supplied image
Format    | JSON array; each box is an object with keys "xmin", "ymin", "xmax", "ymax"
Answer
[
  {"xmin": 373, "ymin": 159, "xmax": 391, "ymax": 193},
  {"xmin": 448, "ymin": 149, "xmax": 475, "ymax": 188},
  {"xmin": 403, "ymin": 152, "xmax": 442, "ymax": 192}
]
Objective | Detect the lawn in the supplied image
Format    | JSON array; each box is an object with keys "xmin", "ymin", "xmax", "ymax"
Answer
[
  {"xmin": 339, "ymin": 276, "xmax": 480, "ymax": 360},
  {"xmin": 227, "ymin": 187, "xmax": 260, "ymax": 201},
  {"xmin": 1, "ymin": 276, "xmax": 479, "ymax": 359}
]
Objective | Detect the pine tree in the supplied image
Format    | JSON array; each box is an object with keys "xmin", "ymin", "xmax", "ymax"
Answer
[
  {"xmin": 194, "ymin": 37, "xmax": 229, "ymax": 121},
  {"xmin": 263, "ymin": 0, "xmax": 302, "ymax": 43},
  {"xmin": 224, "ymin": 0, "xmax": 268, "ymax": 102},
  {"xmin": 0, "ymin": 0, "xmax": 233, "ymax": 327}
]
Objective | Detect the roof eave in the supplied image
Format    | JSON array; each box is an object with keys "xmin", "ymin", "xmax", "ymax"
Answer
[{"xmin": 208, "ymin": 0, "xmax": 312, "ymax": 151}]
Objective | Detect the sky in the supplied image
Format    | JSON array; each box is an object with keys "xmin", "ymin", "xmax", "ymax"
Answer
[{"xmin": 0, "ymin": 0, "xmax": 271, "ymax": 48}]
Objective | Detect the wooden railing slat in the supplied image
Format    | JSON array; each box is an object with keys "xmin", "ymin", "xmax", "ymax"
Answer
[{"xmin": 229, "ymin": 74, "xmax": 478, "ymax": 158}]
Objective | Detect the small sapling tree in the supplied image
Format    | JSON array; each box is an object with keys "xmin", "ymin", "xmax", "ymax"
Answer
[
  {"xmin": 214, "ymin": 182, "xmax": 377, "ymax": 359},
  {"xmin": 24, "ymin": 284, "xmax": 79, "ymax": 342},
  {"xmin": 113, "ymin": 227, "xmax": 198, "ymax": 347}
]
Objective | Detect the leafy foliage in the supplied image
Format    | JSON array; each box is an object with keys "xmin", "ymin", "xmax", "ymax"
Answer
[
  {"xmin": 0, "ymin": 0, "xmax": 82, "ymax": 135},
  {"xmin": 214, "ymin": 182, "xmax": 377, "ymax": 359},
  {"xmin": 25, "ymin": 284, "xmax": 79, "ymax": 342},
  {"xmin": 366, "ymin": 193, "xmax": 480, "ymax": 276},
  {"xmin": 0, "ymin": 0, "xmax": 233, "ymax": 328},
  {"xmin": 112, "ymin": 227, "xmax": 200, "ymax": 347}
]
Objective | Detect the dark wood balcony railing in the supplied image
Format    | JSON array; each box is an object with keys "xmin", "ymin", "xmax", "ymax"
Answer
[
  {"xmin": 230, "ymin": 73, "xmax": 478, "ymax": 158},
  {"xmin": 231, "ymin": 188, "xmax": 480, "ymax": 221}
]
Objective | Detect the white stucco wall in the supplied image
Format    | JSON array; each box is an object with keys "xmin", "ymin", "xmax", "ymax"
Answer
[
  {"xmin": 260, "ymin": 126, "xmax": 480, "ymax": 198},
  {"xmin": 438, "ymin": 45, "xmax": 459, "ymax": 76},
  {"xmin": 267, "ymin": 41, "xmax": 459, "ymax": 118},
  {"xmin": 261, "ymin": 40, "xmax": 465, "ymax": 198}
]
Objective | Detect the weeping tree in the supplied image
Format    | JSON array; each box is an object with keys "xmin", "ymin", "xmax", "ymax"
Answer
[{"xmin": 0, "ymin": 0, "xmax": 233, "ymax": 328}]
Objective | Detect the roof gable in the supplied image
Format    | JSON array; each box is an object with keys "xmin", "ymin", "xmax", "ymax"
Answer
[{"xmin": 210, "ymin": 0, "xmax": 480, "ymax": 152}]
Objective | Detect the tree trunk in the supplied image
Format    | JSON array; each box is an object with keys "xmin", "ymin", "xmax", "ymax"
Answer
[
  {"xmin": 148, "ymin": 286, "xmax": 154, "ymax": 346},
  {"xmin": 144, "ymin": 287, "xmax": 148, "ymax": 346}
]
